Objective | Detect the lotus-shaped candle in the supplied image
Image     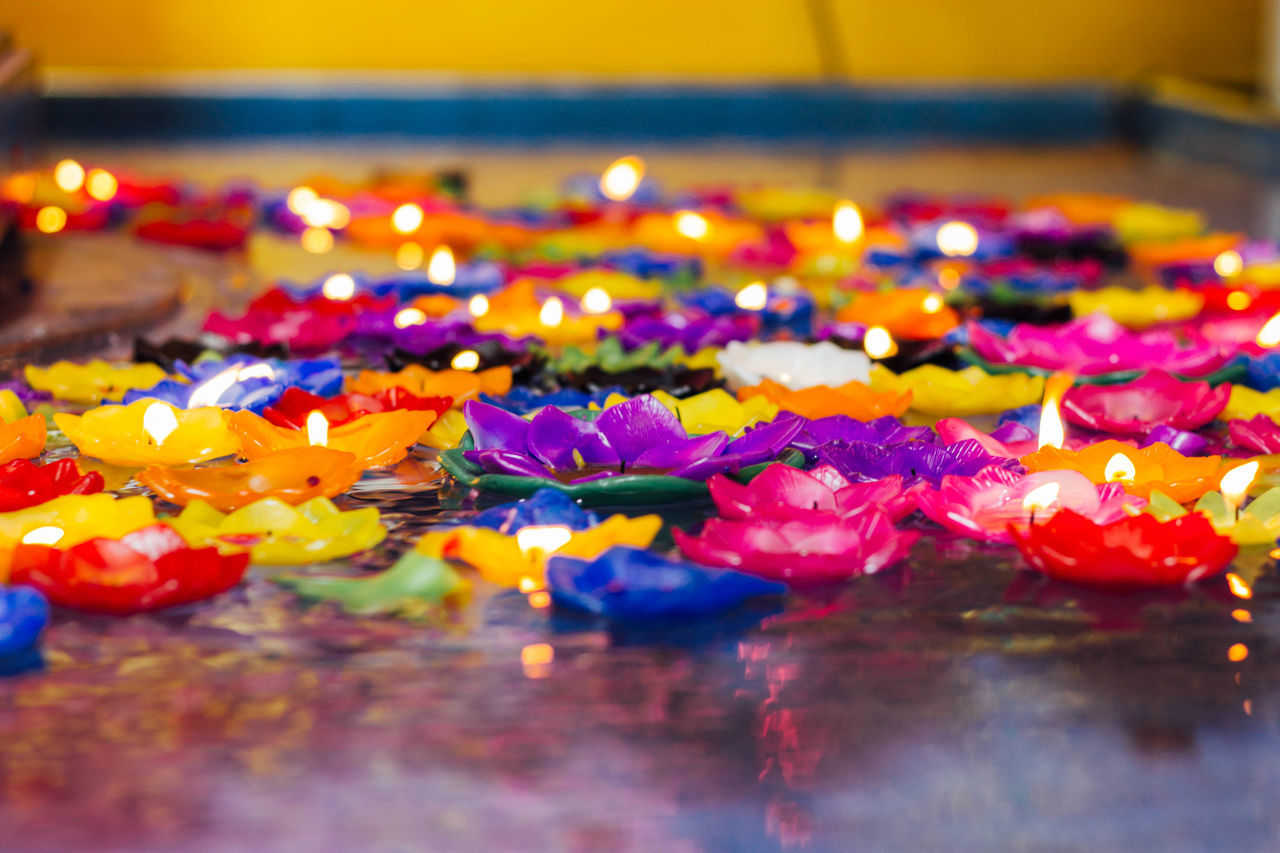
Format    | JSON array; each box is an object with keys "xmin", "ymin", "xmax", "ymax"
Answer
[
  {"xmin": 166, "ymin": 497, "xmax": 386, "ymax": 564},
  {"xmin": 707, "ymin": 462, "xmax": 918, "ymax": 522},
  {"xmin": 1021, "ymin": 440, "xmax": 1233, "ymax": 502},
  {"xmin": 10, "ymin": 523, "xmax": 249, "ymax": 614},
  {"xmin": 1228, "ymin": 415, "xmax": 1280, "ymax": 454},
  {"xmin": 472, "ymin": 279, "xmax": 623, "ymax": 346},
  {"xmin": 716, "ymin": 340, "xmax": 870, "ymax": 391},
  {"xmin": 834, "ymin": 288, "xmax": 960, "ymax": 340},
  {"xmin": 1141, "ymin": 482, "xmax": 1280, "ymax": 545},
  {"xmin": 0, "ymin": 416, "xmax": 47, "ymax": 467},
  {"xmin": 965, "ymin": 314, "xmax": 1231, "ymax": 377},
  {"xmin": 275, "ymin": 550, "xmax": 469, "ymax": 617},
  {"xmin": 546, "ymin": 546, "xmax": 785, "ymax": 619},
  {"xmin": 643, "ymin": 389, "xmax": 779, "ymax": 436},
  {"xmin": 441, "ymin": 397, "xmax": 805, "ymax": 504},
  {"xmin": 0, "ymin": 586, "xmax": 49, "ymax": 668},
  {"xmin": 738, "ymin": 377, "xmax": 911, "ymax": 421},
  {"xmin": 916, "ymin": 467, "xmax": 1143, "ymax": 544},
  {"xmin": 815, "ymin": 438, "xmax": 1020, "ymax": 487},
  {"xmin": 1067, "ymin": 286, "xmax": 1204, "ymax": 329},
  {"xmin": 1010, "ymin": 510, "xmax": 1236, "ymax": 589},
  {"xmin": 1060, "ymin": 370, "xmax": 1229, "ymax": 434},
  {"xmin": 415, "ymin": 490, "xmax": 662, "ymax": 588},
  {"xmin": 203, "ymin": 287, "xmax": 377, "ymax": 352},
  {"xmin": 674, "ymin": 506, "xmax": 918, "ymax": 584},
  {"xmin": 0, "ymin": 459, "xmax": 104, "ymax": 512},
  {"xmin": 24, "ymin": 360, "xmax": 166, "ymax": 404},
  {"xmin": 0, "ymin": 494, "xmax": 158, "ymax": 563},
  {"xmin": 347, "ymin": 364, "xmax": 513, "ymax": 404},
  {"xmin": 1223, "ymin": 385, "xmax": 1280, "ymax": 422},
  {"xmin": 229, "ymin": 408, "xmax": 433, "ymax": 469},
  {"xmin": 869, "ymin": 365, "xmax": 1044, "ymax": 416},
  {"xmin": 138, "ymin": 446, "xmax": 363, "ymax": 511},
  {"xmin": 122, "ymin": 355, "xmax": 343, "ymax": 412},
  {"xmin": 55, "ymin": 401, "xmax": 239, "ymax": 467},
  {"xmin": 616, "ymin": 311, "xmax": 757, "ymax": 352},
  {"xmin": 262, "ymin": 387, "xmax": 451, "ymax": 437}
]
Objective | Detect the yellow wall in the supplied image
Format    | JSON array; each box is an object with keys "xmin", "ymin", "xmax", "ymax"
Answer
[{"xmin": 4, "ymin": 0, "xmax": 1262, "ymax": 85}]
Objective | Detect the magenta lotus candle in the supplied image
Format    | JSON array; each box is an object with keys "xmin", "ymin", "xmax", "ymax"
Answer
[
  {"xmin": 673, "ymin": 463, "xmax": 920, "ymax": 584},
  {"xmin": 1228, "ymin": 415, "xmax": 1280, "ymax": 454},
  {"xmin": 916, "ymin": 467, "xmax": 1144, "ymax": 545},
  {"xmin": 966, "ymin": 315, "xmax": 1232, "ymax": 377},
  {"xmin": 1060, "ymin": 370, "xmax": 1229, "ymax": 434}
]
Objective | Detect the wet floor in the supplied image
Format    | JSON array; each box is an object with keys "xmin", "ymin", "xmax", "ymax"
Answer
[{"xmin": 3, "ymin": 144, "xmax": 1280, "ymax": 852}]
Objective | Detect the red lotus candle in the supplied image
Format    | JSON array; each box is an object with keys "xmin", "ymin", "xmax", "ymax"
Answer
[
  {"xmin": 1010, "ymin": 510, "xmax": 1236, "ymax": 589},
  {"xmin": 9, "ymin": 524, "xmax": 249, "ymax": 614}
]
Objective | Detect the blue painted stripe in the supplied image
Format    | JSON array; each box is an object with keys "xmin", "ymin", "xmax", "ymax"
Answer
[{"xmin": 43, "ymin": 84, "xmax": 1116, "ymax": 143}]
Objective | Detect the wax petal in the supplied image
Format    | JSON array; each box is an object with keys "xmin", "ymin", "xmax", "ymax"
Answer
[
  {"xmin": 526, "ymin": 407, "xmax": 618, "ymax": 469},
  {"xmin": 546, "ymin": 546, "xmax": 784, "ymax": 619},
  {"xmin": 463, "ymin": 449, "xmax": 554, "ymax": 479},
  {"xmin": 594, "ymin": 395, "xmax": 685, "ymax": 463},
  {"xmin": 463, "ymin": 400, "xmax": 531, "ymax": 452}
]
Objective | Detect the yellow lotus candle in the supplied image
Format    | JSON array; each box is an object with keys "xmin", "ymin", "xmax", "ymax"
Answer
[
  {"xmin": 870, "ymin": 365, "xmax": 1044, "ymax": 417},
  {"xmin": 25, "ymin": 360, "xmax": 167, "ymax": 404},
  {"xmin": 166, "ymin": 497, "xmax": 386, "ymax": 564},
  {"xmin": 55, "ymin": 400, "xmax": 240, "ymax": 467}
]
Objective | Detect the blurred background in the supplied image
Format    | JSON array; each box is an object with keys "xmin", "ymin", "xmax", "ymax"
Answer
[{"xmin": 4, "ymin": 0, "xmax": 1265, "ymax": 85}]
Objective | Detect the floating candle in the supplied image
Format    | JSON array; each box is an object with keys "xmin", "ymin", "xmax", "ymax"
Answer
[
  {"xmin": 139, "ymin": 446, "xmax": 362, "ymax": 511},
  {"xmin": 166, "ymin": 497, "xmax": 386, "ymax": 564},
  {"xmin": 55, "ymin": 400, "xmax": 239, "ymax": 467}
]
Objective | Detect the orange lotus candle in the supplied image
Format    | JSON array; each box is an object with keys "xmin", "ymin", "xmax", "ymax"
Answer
[
  {"xmin": 55, "ymin": 400, "xmax": 240, "ymax": 467},
  {"xmin": 737, "ymin": 378, "xmax": 912, "ymax": 421},
  {"xmin": 346, "ymin": 364, "xmax": 512, "ymax": 403},
  {"xmin": 229, "ymin": 409, "xmax": 434, "ymax": 469},
  {"xmin": 1020, "ymin": 440, "xmax": 1236, "ymax": 503},
  {"xmin": 0, "ymin": 416, "xmax": 47, "ymax": 466},
  {"xmin": 139, "ymin": 446, "xmax": 363, "ymax": 512},
  {"xmin": 471, "ymin": 279, "xmax": 623, "ymax": 346},
  {"xmin": 835, "ymin": 289, "xmax": 960, "ymax": 340}
]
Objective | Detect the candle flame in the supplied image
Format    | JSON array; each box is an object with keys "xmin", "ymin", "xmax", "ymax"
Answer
[
  {"xmin": 1214, "ymin": 249, "xmax": 1244, "ymax": 278},
  {"xmin": 1256, "ymin": 311, "xmax": 1280, "ymax": 347},
  {"xmin": 834, "ymin": 202, "xmax": 865, "ymax": 245},
  {"xmin": 143, "ymin": 402, "xmax": 179, "ymax": 447},
  {"xmin": 427, "ymin": 245, "xmax": 456, "ymax": 285},
  {"xmin": 468, "ymin": 294, "xmax": 490, "ymax": 317},
  {"xmin": 394, "ymin": 307, "xmax": 427, "ymax": 328},
  {"xmin": 1229, "ymin": 643, "xmax": 1249, "ymax": 662},
  {"xmin": 36, "ymin": 206, "xmax": 67, "ymax": 234},
  {"xmin": 306, "ymin": 411, "xmax": 329, "ymax": 447},
  {"xmin": 833, "ymin": 201, "xmax": 864, "ymax": 244},
  {"xmin": 321, "ymin": 273, "xmax": 356, "ymax": 301},
  {"xmin": 599, "ymin": 156, "xmax": 644, "ymax": 202},
  {"xmin": 300, "ymin": 227, "xmax": 334, "ymax": 253},
  {"xmin": 734, "ymin": 282, "xmax": 768, "ymax": 311},
  {"xmin": 1226, "ymin": 572, "xmax": 1253, "ymax": 599},
  {"xmin": 21, "ymin": 526, "xmax": 64, "ymax": 546},
  {"xmin": 863, "ymin": 326, "xmax": 896, "ymax": 359},
  {"xmin": 54, "ymin": 159, "xmax": 85, "ymax": 193},
  {"xmin": 580, "ymin": 287, "xmax": 613, "ymax": 314},
  {"xmin": 539, "ymin": 297, "xmax": 565, "ymax": 327},
  {"xmin": 1104, "ymin": 453, "xmax": 1136, "ymax": 482},
  {"xmin": 396, "ymin": 242, "xmax": 424, "ymax": 269},
  {"xmin": 922, "ymin": 293, "xmax": 944, "ymax": 314},
  {"xmin": 391, "ymin": 202, "xmax": 424, "ymax": 234},
  {"xmin": 1220, "ymin": 461, "xmax": 1260, "ymax": 508},
  {"xmin": 300, "ymin": 198, "xmax": 349, "ymax": 229},
  {"xmin": 937, "ymin": 221, "xmax": 979, "ymax": 257},
  {"xmin": 516, "ymin": 525, "xmax": 573, "ymax": 557},
  {"xmin": 674, "ymin": 211, "xmax": 710, "ymax": 241},
  {"xmin": 1021, "ymin": 482, "xmax": 1061, "ymax": 514},
  {"xmin": 286, "ymin": 186, "xmax": 318, "ymax": 215},
  {"xmin": 1228, "ymin": 290, "xmax": 1252, "ymax": 311},
  {"xmin": 1037, "ymin": 372, "xmax": 1072, "ymax": 450},
  {"xmin": 451, "ymin": 349, "xmax": 480, "ymax": 371},
  {"xmin": 86, "ymin": 168, "xmax": 118, "ymax": 201}
]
